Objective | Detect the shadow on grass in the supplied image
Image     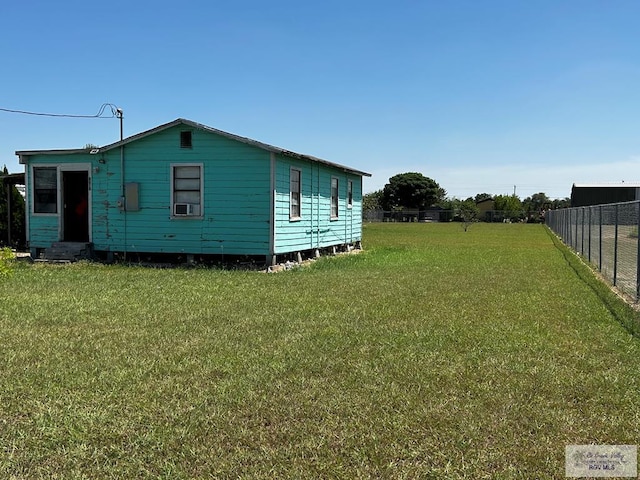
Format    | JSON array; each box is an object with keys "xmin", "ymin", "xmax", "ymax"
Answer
[{"xmin": 546, "ymin": 226, "xmax": 640, "ymax": 337}]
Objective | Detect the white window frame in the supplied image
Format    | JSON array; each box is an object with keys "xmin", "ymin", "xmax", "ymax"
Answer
[
  {"xmin": 347, "ymin": 180, "xmax": 353, "ymax": 209},
  {"xmin": 170, "ymin": 163, "xmax": 203, "ymax": 218},
  {"xmin": 290, "ymin": 167, "xmax": 301, "ymax": 220},
  {"xmin": 330, "ymin": 177, "xmax": 339, "ymax": 220}
]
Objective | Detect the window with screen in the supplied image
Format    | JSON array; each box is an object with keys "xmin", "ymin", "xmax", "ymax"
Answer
[
  {"xmin": 290, "ymin": 168, "xmax": 301, "ymax": 219},
  {"xmin": 172, "ymin": 164, "xmax": 202, "ymax": 216},
  {"xmin": 331, "ymin": 177, "xmax": 339, "ymax": 219}
]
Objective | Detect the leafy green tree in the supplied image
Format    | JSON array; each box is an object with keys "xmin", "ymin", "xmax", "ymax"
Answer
[
  {"xmin": 521, "ymin": 192, "xmax": 553, "ymax": 222},
  {"xmin": 437, "ymin": 197, "xmax": 455, "ymax": 210},
  {"xmin": 522, "ymin": 192, "xmax": 551, "ymax": 213},
  {"xmin": 382, "ymin": 172, "xmax": 445, "ymax": 210},
  {"xmin": 474, "ymin": 193, "xmax": 493, "ymax": 203},
  {"xmin": 551, "ymin": 197, "xmax": 571, "ymax": 209},
  {"xmin": 459, "ymin": 199, "xmax": 480, "ymax": 231},
  {"xmin": 494, "ymin": 194, "xmax": 523, "ymax": 221},
  {"xmin": 436, "ymin": 197, "xmax": 457, "ymax": 222},
  {"xmin": 363, "ymin": 189, "xmax": 384, "ymax": 211},
  {"xmin": 0, "ymin": 165, "xmax": 26, "ymax": 248}
]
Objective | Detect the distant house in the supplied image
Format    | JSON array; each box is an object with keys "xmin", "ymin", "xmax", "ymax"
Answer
[
  {"xmin": 571, "ymin": 183, "xmax": 640, "ymax": 207},
  {"xmin": 16, "ymin": 119, "xmax": 371, "ymax": 264},
  {"xmin": 476, "ymin": 197, "xmax": 495, "ymax": 222}
]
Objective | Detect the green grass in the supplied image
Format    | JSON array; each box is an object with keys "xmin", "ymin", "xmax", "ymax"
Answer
[{"xmin": 1, "ymin": 223, "xmax": 640, "ymax": 478}]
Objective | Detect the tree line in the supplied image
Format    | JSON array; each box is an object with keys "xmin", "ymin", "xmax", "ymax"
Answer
[
  {"xmin": 0, "ymin": 169, "xmax": 571, "ymax": 249},
  {"xmin": 364, "ymin": 172, "xmax": 570, "ymax": 222}
]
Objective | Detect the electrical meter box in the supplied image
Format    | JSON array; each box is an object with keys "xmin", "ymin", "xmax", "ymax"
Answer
[{"xmin": 125, "ymin": 182, "xmax": 139, "ymax": 211}]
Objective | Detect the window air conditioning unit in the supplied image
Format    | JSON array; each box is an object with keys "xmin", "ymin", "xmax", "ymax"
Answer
[{"xmin": 174, "ymin": 203, "xmax": 194, "ymax": 216}]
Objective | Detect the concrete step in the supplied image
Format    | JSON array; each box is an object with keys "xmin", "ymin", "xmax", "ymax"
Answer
[{"xmin": 42, "ymin": 242, "xmax": 93, "ymax": 262}]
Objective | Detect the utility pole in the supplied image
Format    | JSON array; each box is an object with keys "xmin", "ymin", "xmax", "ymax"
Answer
[{"xmin": 513, "ymin": 185, "xmax": 516, "ymax": 196}]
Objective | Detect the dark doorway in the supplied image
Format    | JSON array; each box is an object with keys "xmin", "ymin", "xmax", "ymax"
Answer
[{"xmin": 62, "ymin": 171, "xmax": 89, "ymax": 242}]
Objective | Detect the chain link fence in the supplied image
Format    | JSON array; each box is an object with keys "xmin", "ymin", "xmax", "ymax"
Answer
[{"xmin": 546, "ymin": 201, "xmax": 640, "ymax": 301}]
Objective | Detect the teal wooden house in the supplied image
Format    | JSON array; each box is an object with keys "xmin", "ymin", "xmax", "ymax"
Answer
[{"xmin": 16, "ymin": 119, "xmax": 371, "ymax": 264}]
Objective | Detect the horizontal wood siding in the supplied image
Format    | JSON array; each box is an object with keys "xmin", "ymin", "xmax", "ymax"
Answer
[
  {"xmin": 27, "ymin": 215, "xmax": 59, "ymax": 247},
  {"xmin": 23, "ymin": 122, "xmax": 365, "ymax": 257},
  {"xmin": 273, "ymin": 156, "xmax": 312, "ymax": 253},
  {"xmin": 273, "ymin": 155, "xmax": 364, "ymax": 254},
  {"xmin": 91, "ymin": 149, "xmax": 124, "ymax": 252},
  {"xmin": 24, "ymin": 154, "xmax": 96, "ymax": 248},
  {"xmin": 24, "ymin": 125, "xmax": 272, "ymax": 255},
  {"xmin": 99, "ymin": 125, "xmax": 271, "ymax": 255},
  {"xmin": 22, "ymin": 158, "xmax": 50, "ymax": 248}
]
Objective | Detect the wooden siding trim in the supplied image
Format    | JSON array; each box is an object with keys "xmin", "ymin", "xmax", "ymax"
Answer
[
  {"xmin": 24, "ymin": 167, "xmax": 30, "ymax": 244},
  {"xmin": 269, "ymin": 152, "xmax": 276, "ymax": 258},
  {"xmin": 313, "ymin": 159, "xmax": 321, "ymax": 248}
]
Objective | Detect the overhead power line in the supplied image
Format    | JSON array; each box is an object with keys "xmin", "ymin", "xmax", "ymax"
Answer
[{"xmin": 0, "ymin": 103, "xmax": 121, "ymax": 118}]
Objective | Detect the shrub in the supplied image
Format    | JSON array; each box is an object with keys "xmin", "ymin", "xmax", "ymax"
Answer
[{"xmin": 0, "ymin": 247, "xmax": 14, "ymax": 278}]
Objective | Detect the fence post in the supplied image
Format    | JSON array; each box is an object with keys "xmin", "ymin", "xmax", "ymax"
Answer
[
  {"xmin": 587, "ymin": 206, "xmax": 591, "ymax": 263},
  {"xmin": 575, "ymin": 208, "xmax": 579, "ymax": 250},
  {"xmin": 599, "ymin": 205, "xmax": 603, "ymax": 272},
  {"xmin": 581, "ymin": 207, "xmax": 585, "ymax": 255},
  {"xmin": 636, "ymin": 202, "xmax": 640, "ymax": 300},
  {"xmin": 568, "ymin": 209, "xmax": 573, "ymax": 248},
  {"xmin": 613, "ymin": 203, "xmax": 619, "ymax": 287}
]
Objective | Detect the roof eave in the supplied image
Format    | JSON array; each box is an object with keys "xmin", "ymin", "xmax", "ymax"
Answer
[
  {"xmin": 16, "ymin": 148, "xmax": 90, "ymax": 164},
  {"xmin": 100, "ymin": 118, "xmax": 187, "ymax": 151},
  {"xmin": 1, "ymin": 172, "xmax": 26, "ymax": 185},
  {"xmin": 573, "ymin": 183, "xmax": 640, "ymax": 188}
]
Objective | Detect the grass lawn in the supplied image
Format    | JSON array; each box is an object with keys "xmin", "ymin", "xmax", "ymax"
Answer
[{"xmin": 1, "ymin": 223, "xmax": 639, "ymax": 479}]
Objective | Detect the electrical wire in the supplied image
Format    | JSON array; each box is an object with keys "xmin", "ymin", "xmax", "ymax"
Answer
[{"xmin": 0, "ymin": 103, "xmax": 120, "ymax": 118}]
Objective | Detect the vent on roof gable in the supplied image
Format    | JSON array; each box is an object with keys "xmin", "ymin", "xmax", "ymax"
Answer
[{"xmin": 180, "ymin": 131, "xmax": 192, "ymax": 148}]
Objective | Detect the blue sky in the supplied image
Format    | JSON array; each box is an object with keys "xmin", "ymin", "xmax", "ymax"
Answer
[{"xmin": 2, "ymin": 0, "xmax": 640, "ymax": 200}]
